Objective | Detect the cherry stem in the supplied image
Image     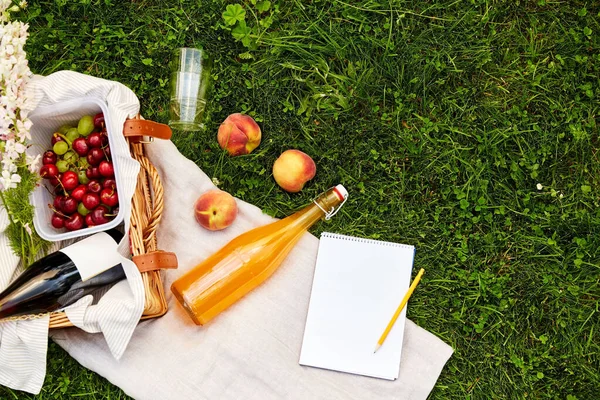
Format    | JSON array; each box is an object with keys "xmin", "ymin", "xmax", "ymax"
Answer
[
  {"xmin": 56, "ymin": 132, "xmax": 72, "ymax": 146},
  {"xmin": 42, "ymin": 184, "xmax": 56, "ymax": 197},
  {"xmin": 101, "ymin": 145, "xmax": 110, "ymax": 160},
  {"xmin": 54, "ymin": 176, "xmax": 68, "ymax": 194},
  {"xmin": 48, "ymin": 205, "xmax": 69, "ymax": 218}
]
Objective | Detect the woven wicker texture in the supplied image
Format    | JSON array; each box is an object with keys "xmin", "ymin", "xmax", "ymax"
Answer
[{"xmin": 49, "ymin": 125, "xmax": 167, "ymax": 329}]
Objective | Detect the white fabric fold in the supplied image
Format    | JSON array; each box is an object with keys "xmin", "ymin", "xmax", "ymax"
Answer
[
  {"xmin": 0, "ymin": 71, "xmax": 145, "ymax": 394},
  {"xmin": 0, "ymin": 315, "xmax": 49, "ymax": 394},
  {"xmin": 51, "ymin": 139, "xmax": 454, "ymax": 400}
]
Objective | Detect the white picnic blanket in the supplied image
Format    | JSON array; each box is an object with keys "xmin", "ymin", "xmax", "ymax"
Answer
[{"xmin": 51, "ymin": 138, "xmax": 454, "ymax": 400}]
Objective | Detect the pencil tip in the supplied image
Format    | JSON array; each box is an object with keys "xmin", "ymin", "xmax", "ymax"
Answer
[{"xmin": 374, "ymin": 344, "xmax": 381, "ymax": 353}]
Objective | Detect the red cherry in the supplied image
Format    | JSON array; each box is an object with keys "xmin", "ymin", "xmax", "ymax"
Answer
[
  {"xmin": 72, "ymin": 137, "xmax": 89, "ymax": 156},
  {"xmin": 86, "ymin": 153, "xmax": 98, "ymax": 166},
  {"xmin": 62, "ymin": 197, "xmax": 78, "ymax": 215},
  {"xmin": 100, "ymin": 133, "xmax": 109, "ymax": 146},
  {"xmin": 86, "ymin": 166, "xmax": 100, "ymax": 179},
  {"xmin": 100, "ymin": 188, "xmax": 119, "ymax": 207},
  {"xmin": 51, "ymin": 213, "xmax": 65, "ymax": 229},
  {"xmin": 53, "ymin": 195, "xmax": 65, "ymax": 211},
  {"xmin": 87, "ymin": 148, "xmax": 104, "ymax": 166},
  {"xmin": 102, "ymin": 145, "xmax": 111, "ymax": 160},
  {"xmin": 40, "ymin": 164, "xmax": 59, "ymax": 179},
  {"xmin": 91, "ymin": 206, "xmax": 110, "ymax": 225},
  {"xmin": 87, "ymin": 133, "xmax": 103, "ymax": 148},
  {"xmin": 51, "ymin": 133, "xmax": 64, "ymax": 146},
  {"xmin": 102, "ymin": 178, "xmax": 116, "ymax": 190},
  {"xmin": 53, "ymin": 186, "xmax": 66, "ymax": 197},
  {"xmin": 42, "ymin": 151, "xmax": 57, "ymax": 165},
  {"xmin": 61, "ymin": 171, "xmax": 79, "ymax": 191},
  {"xmin": 64, "ymin": 213, "xmax": 84, "ymax": 231},
  {"xmin": 85, "ymin": 213, "xmax": 95, "ymax": 227},
  {"xmin": 87, "ymin": 179, "xmax": 102, "ymax": 194},
  {"xmin": 93, "ymin": 113, "xmax": 104, "ymax": 129},
  {"xmin": 82, "ymin": 192, "xmax": 100, "ymax": 210},
  {"xmin": 71, "ymin": 185, "xmax": 88, "ymax": 201},
  {"xmin": 98, "ymin": 160, "xmax": 114, "ymax": 178},
  {"xmin": 49, "ymin": 174, "xmax": 61, "ymax": 187}
]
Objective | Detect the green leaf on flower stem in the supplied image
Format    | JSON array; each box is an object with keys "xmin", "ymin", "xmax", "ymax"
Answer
[
  {"xmin": 581, "ymin": 185, "xmax": 591, "ymax": 193},
  {"xmin": 232, "ymin": 20, "xmax": 252, "ymax": 45},
  {"xmin": 1, "ymin": 166, "xmax": 50, "ymax": 267},
  {"xmin": 222, "ymin": 4, "xmax": 246, "ymax": 26},
  {"xmin": 141, "ymin": 58, "xmax": 153, "ymax": 66},
  {"xmin": 256, "ymin": 1, "xmax": 271, "ymax": 12}
]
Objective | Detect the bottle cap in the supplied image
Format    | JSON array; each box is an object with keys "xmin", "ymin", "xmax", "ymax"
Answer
[
  {"xmin": 333, "ymin": 184, "xmax": 348, "ymax": 201},
  {"xmin": 313, "ymin": 185, "xmax": 349, "ymax": 220}
]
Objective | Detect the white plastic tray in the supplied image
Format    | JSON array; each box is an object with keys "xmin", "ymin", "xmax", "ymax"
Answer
[{"xmin": 28, "ymin": 97, "xmax": 126, "ymax": 241}]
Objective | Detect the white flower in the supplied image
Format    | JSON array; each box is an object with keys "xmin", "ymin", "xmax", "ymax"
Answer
[
  {"xmin": 26, "ymin": 153, "xmax": 39, "ymax": 172},
  {"xmin": 0, "ymin": 170, "xmax": 22, "ymax": 189},
  {"xmin": 536, "ymin": 183, "xmax": 543, "ymax": 191},
  {"xmin": 0, "ymin": 15, "xmax": 34, "ymax": 192}
]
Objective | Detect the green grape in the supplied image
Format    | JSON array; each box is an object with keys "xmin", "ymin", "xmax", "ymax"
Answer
[
  {"xmin": 53, "ymin": 141, "xmax": 69, "ymax": 155},
  {"xmin": 63, "ymin": 151, "xmax": 79, "ymax": 163},
  {"xmin": 56, "ymin": 160, "xmax": 69, "ymax": 173},
  {"xmin": 66, "ymin": 128, "xmax": 80, "ymax": 142},
  {"xmin": 58, "ymin": 124, "xmax": 72, "ymax": 134},
  {"xmin": 78, "ymin": 170, "xmax": 89, "ymax": 184},
  {"xmin": 78, "ymin": 158, "xmax": 89, "ymax": 169},
  {"xmin": 78, "ymin": 115, "xmax": 94, "ymax": 136},
  {"xmin": 77, "ymin": 203, "xmax": 90, "ymax": 216}
]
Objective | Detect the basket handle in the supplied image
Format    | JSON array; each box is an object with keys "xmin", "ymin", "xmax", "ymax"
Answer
[
  {"xmin": 123, "ymin": 119, "xmax": 172, "ymax": 143},
  {"xmin": 133, "ymin": 251, "xmax": 178, "ymax": 273}
]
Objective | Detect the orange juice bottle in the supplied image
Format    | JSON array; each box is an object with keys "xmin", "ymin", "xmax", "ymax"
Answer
[{"xmin": 171, "ymin": 185, "xmax": 348, "ymax": 325}]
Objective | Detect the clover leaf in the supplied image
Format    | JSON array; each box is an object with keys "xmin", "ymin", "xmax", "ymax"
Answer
[
  {"xmin": 256, "ymin": 1, "xmax": 271, "ymax": 13},
  {"xmin": 232, "ymin": 20, "xmax": 252, "ymax": 46},
  {"xmin": 222, "ymin": 4, "xmax": 246, "ymax": 26}
]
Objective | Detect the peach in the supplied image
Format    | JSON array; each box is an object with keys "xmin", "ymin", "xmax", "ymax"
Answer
[
  {"xmin": 194, "ymin": 190, "xmax": 238, "ymax": 231},
  {"xmin": 217, "ymin": 113, "xmax": 261, "ymax": 156},
  {"xmin": 272, "ymin": 150, "xmax": 316, "ymax": 193}
]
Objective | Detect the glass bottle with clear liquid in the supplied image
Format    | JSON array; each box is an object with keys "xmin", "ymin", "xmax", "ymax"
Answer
[{"xmin": 171, "ymin": 185, "xmax": 348, "ymax": 325}]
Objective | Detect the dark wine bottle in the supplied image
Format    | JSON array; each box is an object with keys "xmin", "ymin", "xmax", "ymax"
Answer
[{"xmin": 0, "ymin": 229, "xmax": 125, "ymax": 320}]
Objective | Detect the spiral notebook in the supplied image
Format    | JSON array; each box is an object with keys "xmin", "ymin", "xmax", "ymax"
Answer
[{"xmin": 299, "ymin": 232, "xmax": 416, "ymax": 380}]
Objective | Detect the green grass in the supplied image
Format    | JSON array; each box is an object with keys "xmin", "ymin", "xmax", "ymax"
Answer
[{"xmin": 2, "ymin": 0, "xmax": 599, "ymax": 398}]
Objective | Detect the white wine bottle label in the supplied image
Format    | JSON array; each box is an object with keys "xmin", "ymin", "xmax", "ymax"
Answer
[{"xmin": 60, "ymin": 232, "xmax": 123, "ymax": 281}]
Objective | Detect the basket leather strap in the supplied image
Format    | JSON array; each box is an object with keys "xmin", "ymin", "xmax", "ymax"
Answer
[
  {"xmin": 123, "ymin": 119, "xmax": 172, "ymax": 143},
  {"xmin": 132, "ymin": 251, "xmax": 178, "ymax": 273}
]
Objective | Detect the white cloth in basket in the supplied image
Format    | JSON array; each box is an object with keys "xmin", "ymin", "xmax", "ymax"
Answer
[
  {"xmin": 51, "ymin": 139, "xmax": 454, "ymax": 400},
  {"xmin": 0, "ymin": 71, "xmax": 145, "ymax": 394}
]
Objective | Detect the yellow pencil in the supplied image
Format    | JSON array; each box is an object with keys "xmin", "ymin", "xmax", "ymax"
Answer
[{"xmin": 374, "ymin": 268, "xmax": 425, "ymax": 353}]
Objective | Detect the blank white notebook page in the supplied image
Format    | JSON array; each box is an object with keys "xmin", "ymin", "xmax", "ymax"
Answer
[{"xmin": 299, "ymin": 232, "xmax": 415, "ymax": 380}]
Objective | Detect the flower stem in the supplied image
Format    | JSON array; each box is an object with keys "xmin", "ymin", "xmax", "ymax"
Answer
[{"xmin": 0, "ymin": 191, "xmax": 16, "ymax": 226}]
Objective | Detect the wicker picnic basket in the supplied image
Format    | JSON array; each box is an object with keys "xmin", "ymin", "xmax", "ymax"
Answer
[{"xmin": 48, "ymin": 116, "xmax": 175, "ymax": 329}]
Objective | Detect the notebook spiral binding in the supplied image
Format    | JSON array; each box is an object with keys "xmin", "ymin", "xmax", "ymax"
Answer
[{"xmin": 321, "ymin": 232, "xmax": 414, "ymax": 249}]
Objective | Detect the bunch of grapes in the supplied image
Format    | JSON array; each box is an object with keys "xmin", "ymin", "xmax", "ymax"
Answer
[{"xmin": 39, "ymin": 113, "xmax": 119, "ymax": 231}]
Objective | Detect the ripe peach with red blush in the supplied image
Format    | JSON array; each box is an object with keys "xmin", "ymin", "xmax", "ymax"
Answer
[
  {"xmin": 194, "ymin": 190, "xmax": 238, "ymax": 231},
  {"xmin": 272, "ymin": 150, "xmax": 316, "ymax": 193},
  {"xmin": 217, "ymin": 113, "xmax": 261, "ymax": 156}
]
